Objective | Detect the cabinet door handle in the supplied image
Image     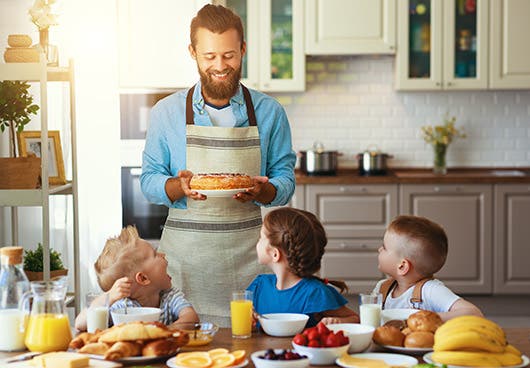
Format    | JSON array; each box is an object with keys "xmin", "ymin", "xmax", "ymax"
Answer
[
  {"xmin": 436, "ymin": 82, "xmax": 442, "ymax": 87},
  {"xmin": 339, "ymin": 187, "xmax": 367, "ymax": 193},
  {"xmin": 433, "ymin": 186, "xmax": 461, "ymax": 193},
  {"xmin": 447, "ymin": 81, "xmax": 453, "ymax": 86},
  {"xmin": 338, "ymin": 243, "xmax": 370, "ymax": 250}
]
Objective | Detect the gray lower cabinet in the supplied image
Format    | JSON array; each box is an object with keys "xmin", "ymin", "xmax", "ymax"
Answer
[
  {"xmin": 399, "ymin": 184, "xmax": 493, "ymax": 294},
  {"xmin": 494, "ymin": 184, "xmax": 530, "ymax": 294},
  {"xmin": 304, "ymin": 184, "xmax": 398, "ymax": 293}
]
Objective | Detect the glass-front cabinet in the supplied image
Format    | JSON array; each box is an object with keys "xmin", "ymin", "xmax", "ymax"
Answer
[
  {"xmin": 219, "ymin": 0, "xmax": 305, "ymax": 91},
  {"xmin": 396, "ymin": 0, "xmax": 488, "ymax": 90}
]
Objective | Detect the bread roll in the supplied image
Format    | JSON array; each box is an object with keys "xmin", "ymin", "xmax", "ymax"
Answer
[
  {"xmin": 404, "ymin": 331, "xmax": 435, "ymax": 348},
  {"xmin": 98, "ymin": 321, "xmax": 174, "ymax": 343},
  {"xmin": 407, "ymin": 310, "xmax": 442, "ymax": 333},
  {"xmin": 104, "ymin": 341, "xmax": 143, "ymax": 361},
  {"xmin": 78, "ymin": 342, "xmax": 110, "ymax": 355},
  {"xmin": 383, "ymin": 319, "xmax": 407, "ymax": 331},
  {"xmin": 372, "ymin": 325, "xmax": 405, "ymax": 347}
]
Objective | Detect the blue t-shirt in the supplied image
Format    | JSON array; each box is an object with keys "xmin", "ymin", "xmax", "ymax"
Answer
[{"xmin": 247, "ymin": 274, "xmax": 348, "ymax": 327}]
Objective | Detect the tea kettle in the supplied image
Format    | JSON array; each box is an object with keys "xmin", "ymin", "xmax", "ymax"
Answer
[{"xmin": 20, "ymin": 276, "xmax": 72, "ymax": 352}]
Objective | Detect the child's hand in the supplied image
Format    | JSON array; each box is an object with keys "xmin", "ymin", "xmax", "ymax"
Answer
[
  {"xmin": 320, "ymin": 317, "xmax": 341, "ymax": 325},
  {"xmin": 108, "ymin": 276, "xmax": 132, "ymax": 305}
]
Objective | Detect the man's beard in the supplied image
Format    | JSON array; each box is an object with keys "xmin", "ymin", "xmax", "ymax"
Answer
[{"xmin": 198, "ymin": 64, "xmax": 242, "ymax": 102}]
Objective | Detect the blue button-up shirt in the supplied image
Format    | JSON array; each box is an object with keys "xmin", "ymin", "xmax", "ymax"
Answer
[{"xmin": 140, "ymin": 81, "xmax": 296, "ymax": 208}]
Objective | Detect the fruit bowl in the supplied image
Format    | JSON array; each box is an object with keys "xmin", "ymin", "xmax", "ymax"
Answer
[
  {"xmin": 258, "ymin": 313, "xmax": 309, "ymax": 337},
  {"xmin": 327, "ymin": 323, "xmax": 375, "ymax": 353},
  {"xmin": 292, "ymin": 342, "xmax": 349, "ymax": 365},
  {"xmin": 251, "ymin": 349, "xmax": 310, "ymax": 368}
]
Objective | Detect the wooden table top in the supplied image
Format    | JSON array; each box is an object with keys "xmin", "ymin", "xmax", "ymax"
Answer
[{"xmin": 2, "ymin": 327, "xmax": 529, "ymax": 367}]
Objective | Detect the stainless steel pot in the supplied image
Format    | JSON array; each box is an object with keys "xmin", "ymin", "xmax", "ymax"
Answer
[
  {"xmin": 299, "ymin": 142, "xmax": 341, "ymax": 176},
  {"xmin": 356, "ymin": 145, "xmax": 393, "ymax": 176}
]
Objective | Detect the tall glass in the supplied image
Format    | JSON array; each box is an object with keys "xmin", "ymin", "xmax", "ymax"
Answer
[
  {"xmin": 86, "ymin": 292, "xmax": 109, "ymax": 333},
  {"xmin": 230, "ymin": 290, "xmax": 253, "ymax": 339},
  {"xmin": 359, "ymin": 293, "xmax": 383, "ymax": 328}
]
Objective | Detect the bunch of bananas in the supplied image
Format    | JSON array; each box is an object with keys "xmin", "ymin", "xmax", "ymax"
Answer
[{"xmin": 432, "ymin": 316, "xmax": 523, "ymax": 367}]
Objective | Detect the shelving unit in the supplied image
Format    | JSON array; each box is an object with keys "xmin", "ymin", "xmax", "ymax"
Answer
[{"xmin": 0, "ymin": 57, "xmax": 80, "ymax": 313}]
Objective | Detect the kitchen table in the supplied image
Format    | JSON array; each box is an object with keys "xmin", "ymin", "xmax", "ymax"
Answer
[{"xmin": 1, "ymin": 328, "xmax": 529, "ymax": 367}]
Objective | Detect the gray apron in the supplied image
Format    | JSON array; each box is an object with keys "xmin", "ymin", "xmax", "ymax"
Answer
[{"xmin": 160, "ymin": 85, "xmax": 265, "ymax": 327}]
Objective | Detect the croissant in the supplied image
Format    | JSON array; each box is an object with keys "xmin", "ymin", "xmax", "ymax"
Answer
[
  {"xmin": 78, "ymin": 342, "xmax": 111, "ymax": 355},
  {"xmin": 142, "ymin": 334, "xmax": 189, "ymax": 357},
  {"xmin": 69, "ymin": 332, "xmax": 94, "ymax": 349},
  {"xmin": 104, "ymin": 341, "xmax": 143, "ymax": 361},
  {"xmin": 98, "ymin": 321, "xmax": 174, "ymax": 343}
]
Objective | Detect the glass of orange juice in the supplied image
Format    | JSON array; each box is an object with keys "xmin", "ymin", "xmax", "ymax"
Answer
[{"xmin": 230, "ymin": 290, "xmax": 253, "ymax": 339}]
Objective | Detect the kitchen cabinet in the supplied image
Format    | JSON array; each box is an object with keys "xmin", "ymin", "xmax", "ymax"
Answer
[
  {"xmin": 489, "ymin": 0, "xmax": 530, "ymax": 89},
  {"xmin": 304, "ymin": 0, "xmax": 396, "ymax": 55},
  {"xmin": 219, "ymin": 0, "xmax": 305, "ymax": 91},
  {"xmin": 117, "ymin": 0, "xmax": 209, "ymax": 90},
  {"xmin": 305, "ymin": 184, "xmax": 398, "ymax": 293},
  {"xmin": 0, "ymin": 58, "xmax": 80, "ymax": 312},
  {"xmin": 396, "ymin": 0, "xmax": 489, "ymax": 90},
  {"xmin": 400, "ymin": 184, "xmax": 493, "ymax": 294},
  {"xmin": 494, "ymin": 184, "xmax": 530, "ymax": 294}
]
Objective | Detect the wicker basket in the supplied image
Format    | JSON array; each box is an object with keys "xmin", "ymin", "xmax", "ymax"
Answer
[{"xmin": 0, "ymin": 157, "xmax": 41, "ymax": 189}]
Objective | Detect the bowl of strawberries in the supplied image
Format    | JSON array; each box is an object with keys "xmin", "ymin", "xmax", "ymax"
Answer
[{"xmin": 292, "ymin": 322, "xmax": 350, "ymax": 365}]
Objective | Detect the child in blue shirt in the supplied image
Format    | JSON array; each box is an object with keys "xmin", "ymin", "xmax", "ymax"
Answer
[{"xmin": 247, "ymin": 207, "xmax": 359, "ymax": 327}]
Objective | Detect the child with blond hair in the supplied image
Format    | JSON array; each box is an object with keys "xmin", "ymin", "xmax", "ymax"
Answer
[
  {"xmin": 373, "ymin": 215, "xmax": 482, "ymax": 321},
  {"xmin": 247, "ymin": 207, "xmax": 359, "ymax": 327},
  {"xmin": 75, "ymin": 226, "xmax": 198, "ymax": 331}
]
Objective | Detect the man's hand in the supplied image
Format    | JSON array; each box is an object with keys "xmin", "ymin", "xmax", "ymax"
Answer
[
  {"xmin": 178, "ymin": 170, "xmax": 206, "ymax": 201},
  {"xmin": 233, "ymin": 176, "xmax": 275, "ymax": 204},
  {"xmin": 108, "ymin": 276, "xmax": 132, "ymax": 305}
]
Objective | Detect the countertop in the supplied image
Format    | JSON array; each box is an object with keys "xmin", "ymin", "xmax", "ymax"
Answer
[
  {"xmin": 296, "ymin": 167, "xmax": 530, "ymax": 184},
  {"xmin": 2, "ymin": 328, "xmax": 529, "ymax": 368}
]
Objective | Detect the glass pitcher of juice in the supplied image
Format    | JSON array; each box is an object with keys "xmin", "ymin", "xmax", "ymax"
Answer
[{"xmin": 20, "ymin": 276, "xmax": 72, "ymax": 352}]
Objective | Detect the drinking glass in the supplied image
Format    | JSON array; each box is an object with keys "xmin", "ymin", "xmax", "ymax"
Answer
[
  {"xmin": 230, "ymin": 290, "xmax": 253, "ymax": 339},
  {"xmin": 86, "ymin": 292, "xmax": 109, "ymax": 333},
  {"xmin": 359, "ymin": 293, "xmax": 383, "ymax": 328}
]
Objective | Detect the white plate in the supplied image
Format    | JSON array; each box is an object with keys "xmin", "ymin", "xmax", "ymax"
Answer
[
  {"xmin": 195, "ymin": 188, "xmax": 252, "ymax": 197},
  {"xmin": 5, "ymin": 358, "xmax": 121, "ymax": 368},
  {"xmin": 380, "ymin": 343, "xmax": 433, "ymax": 355},
  {"xmin": 166, "ymin": 357, "xmax": 249, "ymax": 368},
  {"xmin": 336, "ymin": 352, "xmax": 418, "ymax": 367},
  {"xmin": 423, "ymin": 353, "xmax": 529, "ymax": 368},
  {"xmin": 86, "ymin": 352, "xmax": 176, "ymax": 364}
]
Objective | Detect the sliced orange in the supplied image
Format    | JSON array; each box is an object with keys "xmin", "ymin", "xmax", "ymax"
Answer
[
  {"xmin": 210, "ymin": 353, "xmax": 236, "ymax": 368},
  {"xmin": 207, "ymin": 348, "xmax": 229, "ymax": 358},
  {"xmin": 174, "ymin": 352, "xmax": 212, "ymax": 368},
  {"xmin": 230, "ymin": 350, "xmax": 246, "ymax": 364}
]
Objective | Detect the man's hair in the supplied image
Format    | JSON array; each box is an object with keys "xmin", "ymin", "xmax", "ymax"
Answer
[
  {"xmin": 190, "ymin": 4, "xmax": 244, "ymax": 49},
  {"xmin": 94, "ymin": 225, "xmax": 144, "ymax": 291},
  {"xmin": 388, "ymin": 215, "xmax": 448, "ymax": 276}
]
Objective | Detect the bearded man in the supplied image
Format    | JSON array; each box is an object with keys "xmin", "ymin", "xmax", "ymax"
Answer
[{"xmin": 140, "ymin": 4, "xmax": 296, "ymax": 326}]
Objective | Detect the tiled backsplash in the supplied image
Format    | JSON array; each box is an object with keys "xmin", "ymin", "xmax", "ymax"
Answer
[{"xmin": 271, "ymin": 56, "xmax": 530, "ymax": 168}]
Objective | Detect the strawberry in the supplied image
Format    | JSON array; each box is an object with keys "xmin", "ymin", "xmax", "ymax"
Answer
[
  {"xmin": 324, "ymin": 333, "xmax": 340, "ymax": 347},
  {"xmin": 306, "ymin": 329, "xmax": 320, "ymax": 342},
  {"xmin": 293, "ymin": 333, "xmax": 308, "ymax": 346},
  {"xmin": 308, "ymin": 339, "xmax": 321, "ymax": 348},
  {"xmin": 316, "ymin": 321, "xmax": 330, "ymax": 335},
  {"xmin": 302, "ymin": 326, "xmax": 317, "ymax": 337},
  {"xmin": 335, "ymin": 330, "xmax": 349, "ymax": 346}
]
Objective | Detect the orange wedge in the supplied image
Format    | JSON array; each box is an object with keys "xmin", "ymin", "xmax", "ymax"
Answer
[
  {"xmin": 208, "ymin": 348, "xmax": 229, "ymax": 358},
  {"xmin": 210, "ymin": 353, "xmax": 236, "ymax": 368},
  {"xmin": 174, "ymin": 352, "xmax": 212, "ymax": 368},
  {"xmin": 230, "ymin": 350, "xmax": 246, "ymax": 364}
]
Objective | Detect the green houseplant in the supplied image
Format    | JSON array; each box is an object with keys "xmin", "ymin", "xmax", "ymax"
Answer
[
  {"xmin": 0, "ymin": 80, "xmax": 41, "ymax": 188},
  {"xmin": 23, "ymin": 243, "xmax": 68, "ymax": 281}
]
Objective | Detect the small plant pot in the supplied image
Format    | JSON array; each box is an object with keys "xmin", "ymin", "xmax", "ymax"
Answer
[
  {"xmin": 25, "ymin": 269, "xmax": 68, "ymax": 281},
  {"xmin": 0, "ymin": 157, "xmax": 41, "ymax": 189}
]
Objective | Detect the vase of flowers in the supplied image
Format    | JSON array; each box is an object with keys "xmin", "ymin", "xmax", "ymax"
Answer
[
  {"xmin": 28, "ymin": 0, "xmax": 59, "ymax": 66},
  {"xmin": 421, "ymin": 115, "xmax": 466, "ymax": 175}
]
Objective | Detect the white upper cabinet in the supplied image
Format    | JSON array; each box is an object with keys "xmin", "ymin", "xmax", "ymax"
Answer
[
  {"xmin": 490, "ymin": 0, "xmax": 530, "ymax": 89},
  {"xmin": 396, "ymin": 0, "xmax": 489, "ymax": 90},
  {"xmin": 221, "ymin": 0, "xmax": 305, "ymax": 91},
  {"xmin": 305, "ymin": 0, "xmax": 396, "ymax": 55},
  {"xmin": 117, "ymin": 0, "xmax": 209, "ymax": 90}
]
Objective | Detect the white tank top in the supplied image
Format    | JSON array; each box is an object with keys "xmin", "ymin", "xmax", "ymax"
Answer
[{"xmin": 204, "ymin": 103, "xmax": 236, "ymax": 127}]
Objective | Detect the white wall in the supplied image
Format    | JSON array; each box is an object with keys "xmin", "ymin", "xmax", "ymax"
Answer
[{"xmin": 276, "ymin": 56, "xmax": 530, "ymax": 169}]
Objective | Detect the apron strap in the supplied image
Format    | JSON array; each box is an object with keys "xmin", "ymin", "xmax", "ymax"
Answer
[
  {"xmin": 380, "ymin": 277, "xmax": 433, "ymax": 309},
  {"xmin": 185, "ymin": 84, "xmax": 257, "ymax": 126}
]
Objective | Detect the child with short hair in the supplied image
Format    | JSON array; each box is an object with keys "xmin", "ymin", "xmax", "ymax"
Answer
[
  {"xmin": 373, "ymin": 215, "xmax": 482, "ymax": 321},
  {"xmin": 74, "ymin": 226, "xmax": 199, "ymax": 331},
  {"xmin": 247, "ymin": 207, "xmax": 359, "ymax": 327}
]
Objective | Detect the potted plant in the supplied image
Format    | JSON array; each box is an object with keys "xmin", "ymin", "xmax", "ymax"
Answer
[
  {"xmin": 23, "ymin": 243, "xmax": 68, "ymax": 281},
  {"xmin": 0, "ymin": 80, "xmax": 41, "ymax": 189}
]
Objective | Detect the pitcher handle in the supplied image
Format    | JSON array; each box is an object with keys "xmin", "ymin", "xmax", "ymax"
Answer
[{"xmin": 19, "ymin": 290, "xmax": 32, "ymax": 333}]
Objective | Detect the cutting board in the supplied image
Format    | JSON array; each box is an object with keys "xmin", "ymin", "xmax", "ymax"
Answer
[{"xmin": 3, "ymin": 358, "xmax": 122, "ymax": 368}]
